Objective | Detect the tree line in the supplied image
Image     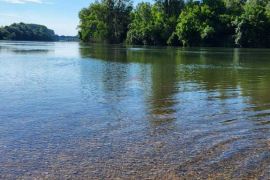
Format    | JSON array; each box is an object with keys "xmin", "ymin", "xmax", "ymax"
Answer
[
  {"xmin": 0, "ymin": 23, "xmax": 79, "ymax": 42},
  {"xmin": 78, "ymin": 0, "xmax": 270, "ymax": 48},
  {"xmin": 0, "ymin": 23, "xmax": 56, "ymax": 41}
]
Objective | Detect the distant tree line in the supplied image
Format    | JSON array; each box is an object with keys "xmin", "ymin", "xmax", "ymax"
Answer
[
  {"xmin": 78, "ymin": 0, "xmax": 270, "ymax": 48},
  {"xmin": 0, "ymin": 23, "xmax": 79, "ymax": 42},
  {"xmin": 56, "ymin": 35, "xmax": 79, "ymax": 42},
  {"xmin": 0, "ymin": 23, "xmax": 56, "ymax": 41}
]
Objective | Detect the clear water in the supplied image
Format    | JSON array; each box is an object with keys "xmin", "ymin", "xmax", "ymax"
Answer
[{"xmin": 0, "ymin": 41, "xmax": 270, "ymax": 179}]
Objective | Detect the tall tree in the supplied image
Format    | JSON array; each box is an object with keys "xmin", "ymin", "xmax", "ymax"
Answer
[
  {"xmin": 79, "ymin": 3, "xmax": 108, "ymax": 42},
  {"xmin": 235, "ymin": 0, "xmax": 270, "ymax": 47},
  {"xmin": 78, "ymin": 0, "xmax": 132, "ymax": 43},
  {"xmin": 79, "ymin": 0, "xmax": 270, "ymax": 47},
  {"xmin": 126, "ymin": 2, "xmax": 165, "ymax": 45},
  {"xmin": 175, "ymin": 3, "xmax": 216, "ymax": 46}
]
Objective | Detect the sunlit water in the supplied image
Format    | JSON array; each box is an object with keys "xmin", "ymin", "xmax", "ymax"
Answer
[{"xmin": 0, "ymin": 41, "xmax": 270, "ymax": 179}]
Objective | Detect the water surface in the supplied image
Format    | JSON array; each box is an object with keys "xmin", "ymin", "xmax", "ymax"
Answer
[{"xmin": 0, "ymin": 41, "xmax": 270, "ymax": 179}]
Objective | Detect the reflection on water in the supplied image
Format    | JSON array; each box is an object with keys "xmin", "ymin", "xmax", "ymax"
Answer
[
  {"xmin": 0, "ymin": 41, "xmax": 53, "ymax": 55},
  {"xmin": 0, "ymin": 42, "xmax": 270, "ymax": 179}
]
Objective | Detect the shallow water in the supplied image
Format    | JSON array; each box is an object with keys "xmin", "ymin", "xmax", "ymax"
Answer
[{"xmin": 0, "ymin": 41, "xmax": 270, "ymax": 179}]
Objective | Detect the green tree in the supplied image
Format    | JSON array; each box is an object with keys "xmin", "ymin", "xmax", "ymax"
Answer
[
  {"xmin": 126, "ymin": 0, "xmax": 184, "ymax": 45},
  {"xmin": 126, "ymin": 3, "xmax": 166, "ymax": 45},
  {"xmin": 79, "ymin": 3, "xmax": 108, "ymax": 42},
  {"xmin": 78, "ymin": 0, "xmax": 132, "ymax": 43},
  {"xmin": 155, "ymin": 0, "xmax": 185, "ymax": 17},
  {"xmin": 0, "ymin": 23, "xmax": 56, "ymax": 41},
  {"xmin": 78, "ymin": 0, "xmax": 270, "ymax": 48},
  {"xmin": 175, "ymin": 2, "xmax": 216, "ymax": 46},
  {"xmin": 235, "ymin": 0, "xmax": 270, "ymax": 47},
  {"xmin": 266, "ymin": 1, "xmax": 270, "ymax": 18}
]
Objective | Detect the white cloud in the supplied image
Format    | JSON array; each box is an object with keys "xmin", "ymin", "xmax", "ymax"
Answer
[{"xmin": 1, "ymin": 0, "xmax": 43, "ymax": 4}]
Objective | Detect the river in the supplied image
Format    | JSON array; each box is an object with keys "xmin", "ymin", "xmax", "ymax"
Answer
[{"xmin": 0, "ymin": 41, "xmax": 270, "ymax": 179}]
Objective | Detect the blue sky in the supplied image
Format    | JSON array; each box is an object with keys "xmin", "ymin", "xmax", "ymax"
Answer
[
  {"xmin": 0, "ymin": 0, "xmax": 98, "ymax": 35},
  {"xmin": 0, "ymin": 0, "xmax": 151, "ymax": 36}
]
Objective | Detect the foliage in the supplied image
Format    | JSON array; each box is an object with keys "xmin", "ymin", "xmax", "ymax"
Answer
[
  {"xmin": 0, "ymin": 23, "xmax": 56, "ymax": 41},
  {"xmin": 126, "ymin": 3, "xmax": 167, "ymax": 45},
  {"xmin": 234, "ymin": 0, "xmax": 270, "ymax": 47},
  {"xmin": 79, "ymin": 0, "xmax": 270, "ymax": 47},
  {"xmin": 175, "ymin": 3, "xmax": 215, "ymax": 46},
  {"xmin": 126, "ymin": 0, "xmax": 184, "ymax": 45},
  {"xmin": 78, "ymin": 0, "xmax": 132, "ymax": 43},
  {"xmin": 79, "ymin": 4, "xmax": 108, "ymax": 42}
]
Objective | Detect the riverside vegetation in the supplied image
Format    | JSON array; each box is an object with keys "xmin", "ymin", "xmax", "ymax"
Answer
[
  {"xmin": 78, "ymin": 0, "xmax": 270, "ymax": 47},
  {"xmin": 0, "ymin": 23, "xmax": 56, "ymax": 41},
  {"xmin": 0, "ymin": 23, "xmax": 78, "ymax": 42}
]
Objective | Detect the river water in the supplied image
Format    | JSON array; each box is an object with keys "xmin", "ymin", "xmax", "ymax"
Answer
[{"xmin": 0, "ymin": 41, "xmax": 270, "ymax": 179}]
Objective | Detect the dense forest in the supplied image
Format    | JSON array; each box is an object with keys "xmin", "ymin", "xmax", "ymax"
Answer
[
  {"xmin": 78, "ymin": 0, "xmax": 270, "ymax": 48},
  {"xmin": 0, "ymin": 23, "xmax": 56, "ymax": 41}
]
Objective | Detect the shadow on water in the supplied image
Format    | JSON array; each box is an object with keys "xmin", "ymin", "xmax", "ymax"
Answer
[
  {"xmin": 79, "ymin": 44, "xmax": 180, "ymax": 133},
  {"xmin": 76, "ymin": 44, "xmax": 270, "ymax": 179},
  {"xmin": 0, "ymin": 41, "xmax": 53, "ymax": 55},
  {"xmin": 79, "ymin": 43, "xmax": 270, "ymax": 116}
]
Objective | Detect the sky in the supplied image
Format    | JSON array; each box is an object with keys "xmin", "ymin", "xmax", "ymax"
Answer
[
  {"xmin": 0, "ymin": 0, "xmax": 151, "ymax": 36},
  {"xmin": 0, "ymin": 0, "xmax": 94, "ymax": 36}
]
